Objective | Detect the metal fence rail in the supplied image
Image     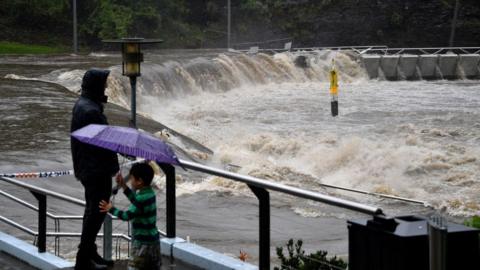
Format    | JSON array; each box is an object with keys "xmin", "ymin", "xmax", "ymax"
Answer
[
  {"xmin": 1, "ymin": 159, "xmax": 383, "ymax": 270},
  {"xmin": 361, "ymin": 47, "xmax": 480, "ymax": 55},
  {"xmin": 235, "ymin": 45, "xmax": 388, "ymax": 54}
]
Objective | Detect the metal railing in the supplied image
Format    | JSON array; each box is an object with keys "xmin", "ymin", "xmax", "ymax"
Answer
[
  {"xmin": 0, "ymin": 176, "xmax": 143, "ymax": 259},
  {"xmin": 361, "ymin": 47, "xmax": 480, "ymax": 55},
  {"xmin": 0, "ymin": 187, "xmax": 133, "ymax": 257},
  {"xmin": 163, "ymin": 159, "xmax": 383, "ymax": 270},
  {"xmin": 235, "ymin": 45, "xmax": 388, "ymax": 54},
  {"xmin": 1, "ymin": 159, "xmax": 383, "ymax": 270}
]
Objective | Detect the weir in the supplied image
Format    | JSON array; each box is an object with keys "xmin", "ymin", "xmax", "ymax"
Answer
[{"xmin": 358, "ymin": 47, "xmax": 480, "ymax": 80}]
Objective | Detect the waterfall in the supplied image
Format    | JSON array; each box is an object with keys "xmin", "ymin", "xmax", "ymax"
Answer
[
  {"xmin": 5, "ymin": 50, "xmax": 367, "ymax": 109},
  {"xmin": 377, "ymin": 66, "xmax": 386, "ymax": 81},
  {"xmin": 415, "ymin": 66, "xmax": 423, "ymax": 80},
  {"xmin": 435, "ymin": 65, "xmax": 444, "ymax": 80},
  {"xmin": 456, "ymin": 63, "xmax": 467, "ymax": 80},
  {"xmin": 396, "ymin": 65, "xmax": 406, "ymax": 81}
]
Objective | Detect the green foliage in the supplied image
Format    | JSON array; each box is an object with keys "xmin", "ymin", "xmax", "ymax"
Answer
[
  {"xmin": 464, "ymin": 216, "xmax": 480, "ymax": 229},
  {"xmin": 1, "ymin": 0, "xmax": 480, "ymax": 49},
  {"xmin": 390, "ymin": 12, "xmax": 403, "ymax": 27},
  {"xmin": 0, "ymin": 41, "xmax": 66, "ymax": 54},
  {"xmin": 274, "ymin": 239, "xmax": 348, "ymax": 270}
]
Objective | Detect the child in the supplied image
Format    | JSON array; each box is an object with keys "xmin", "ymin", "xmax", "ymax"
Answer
[{"xmin": 99, "ymin": 163, "xmax": 161, "ymax": 270}]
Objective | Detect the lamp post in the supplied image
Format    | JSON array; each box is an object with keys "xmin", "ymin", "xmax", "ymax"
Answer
[
  {"xmin": 103, "ymin": 38, "xmax": 163, "ymax": 128},
  {"xmin": 227, "ymin": 0, "xmax": 231, "ymax": 49},
  {"xmin": 449, "ymin": 0, "xmax": 460, "ymax": 47},
  {"xmin": 72, "ymin": 0, "xmax": 77, "ymax": 53}
]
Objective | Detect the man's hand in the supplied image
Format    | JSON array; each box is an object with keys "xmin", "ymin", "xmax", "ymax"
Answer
[
  {"xmin": 99, "ymin": 200, "xmax": 112, "ymax": 213},
  {"xmin": 115, "ymin": 173, "xmax": 128, "ymax": 189}
]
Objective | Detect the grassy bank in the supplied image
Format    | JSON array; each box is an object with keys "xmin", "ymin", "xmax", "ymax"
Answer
[{"xmin": 0, "ymin": 41, "xmax": 67, "ymax": 54}]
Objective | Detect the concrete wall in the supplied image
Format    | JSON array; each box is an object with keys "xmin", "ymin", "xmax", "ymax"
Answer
[
  {"xmin": 458, "ymin": 54, "xmax": 480, "ymax": 78},
  {"xmin": 438, "ymin": 54, "xmax": 459, "ymax": 79},
  {"xmin": 418, "ymin": 55, "xmax": 438, "ymax": 79},
  {"xmin": 161, "ymin": 238, "xmax": 257, "ymax": 270},
  {"xmin": 398, "ymin": 55, "xmax": 419, "ymax": 80},
  {"xmin": 0, "ymin": 231, "xmax": 74, "ymax": 270},
  {"xmin": 380, "ymin": 55, "xmax": 400, "ymax": 80},
  {"xmin": 361, "ymin": 53, "xmax": 480, "ymax": 80},
  {"xmin": 361, "ymin": 55, "xmax": 381, "ymax": 79}
]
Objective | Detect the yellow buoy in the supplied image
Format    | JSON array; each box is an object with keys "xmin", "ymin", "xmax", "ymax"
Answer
[{"xmin": 330, "ymin": 59, "xmax": 339, "ymax": 116}]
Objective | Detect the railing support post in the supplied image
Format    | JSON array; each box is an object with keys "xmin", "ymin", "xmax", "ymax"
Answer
[
  {"xmin": 428, "ymin": 216, "xmax": 447, "ymax": 270},
  {"xmin": 103, "ymin": 214, "xmax": 112, "ymax": 260},
  {"xmin": 31, "ymin": 191, "xmax": 47, "ymax": 253},
  {"xmin": 248, "ymin": 185, "xmax": 270, "ymax": 270},
  {"xmin": 160, "ymin": 164, "xmax": 176, "ymax": 238}
]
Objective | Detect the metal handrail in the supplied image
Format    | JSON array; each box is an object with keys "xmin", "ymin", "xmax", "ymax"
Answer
[
  {"xmin": 0, "ymin": 180, "xmax": 165, "ymax": 258},
  {"xmin": 0, "ymin": 215, "xmax": 37, "ymax": 236},
  {"xmin": 0, "ymin": 177, "xmax": 85, "ymax": 206},
  {"xmin": 361, "ymin": 47, "xmax": 480, "ymax": 55},
  {"xmin": 235, "ymin": 45, "xmax": 389, "ymax": 54},
  {"xmin": 1, "ymin": 159, "xmax": 383, "ymax": 270},
  {"xmin": 0, "ymin": 215, "xmax": 131, "ymax": 240},
  {"xmin": 178, "ymin": 159, "xmax": 382, "ymax": 216}
]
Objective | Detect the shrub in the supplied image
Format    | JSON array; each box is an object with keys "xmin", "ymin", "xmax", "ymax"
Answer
[{"xmin": 274, "ymin": 239, "xmax": 348, "ymax": 270}]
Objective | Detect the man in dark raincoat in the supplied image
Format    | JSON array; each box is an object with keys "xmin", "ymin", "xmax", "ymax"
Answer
[{"xmin": 71, "ymin": 69, "xmax": 119, "ymax": 270}]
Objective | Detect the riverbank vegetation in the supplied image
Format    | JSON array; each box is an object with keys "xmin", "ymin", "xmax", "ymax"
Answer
[
  {"xmin": 1, "ymin": 0, "xmax": 479, "ymax": 51},
  {"xmin": 0, "ymin": 41, "xmax": 67, "ymax": 54}
]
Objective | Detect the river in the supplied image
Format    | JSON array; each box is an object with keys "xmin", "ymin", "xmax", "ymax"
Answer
[{"xmin": 0, "ymin": 50, "xmax": 478, "ymax": 265}]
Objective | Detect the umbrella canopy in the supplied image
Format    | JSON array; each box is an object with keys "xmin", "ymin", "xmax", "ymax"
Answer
[{"xmin": 71, "ymin": 124, "xmax": 180, "ymax": 165}]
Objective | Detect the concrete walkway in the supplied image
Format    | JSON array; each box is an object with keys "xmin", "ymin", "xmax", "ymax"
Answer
[
  {"xmin": 0, "ymin": 252, "xmax": 37, "ymax": 270},
  {"xmin": 61, "ymin": 257, "xmax": 201, "ymax": 270},
  {"xmin": 0, "ymin": 252, "xmax": 199, "ymax": 270}
]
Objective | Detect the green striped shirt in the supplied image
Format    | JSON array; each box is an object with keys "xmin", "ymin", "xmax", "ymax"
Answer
[{"xmin": 110, "ymin": 186, "xmax": 159, "ymax": 244}]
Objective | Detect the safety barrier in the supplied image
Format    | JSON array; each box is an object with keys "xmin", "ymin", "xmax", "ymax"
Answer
[{"xmin": 0, "ymin": 159, "xmax": 383, "ymax": 270}]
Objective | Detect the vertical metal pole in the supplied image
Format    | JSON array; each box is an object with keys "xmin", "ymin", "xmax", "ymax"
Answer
[
  {"xmin": 31, "ymin": 192, "xmax": 47, "ymax": 253},
  {"xmin": 103, "ymin": 215, "xmax": 112, "ymax": 260},
  {"xmin": 449, "ymin": 0, "xmax": 460, "ymax": 47},
  {"xmin": 129, "ymin": 76, "xmax": 137, "ymax": 128},
  {"xmin": 428, "ymin": 217, "xmax": 447, "ymax": 270},
  {"xmin": 73, "ymin": 0, "xmax": 78, "ymax": 53},
  {"xmin": 227, "ymin": 0, "xmax": 231, "ymax": 49},
  {"xmin": 160, "ymin": 164, "xmax": 176, "ymax": 238},
  {"xmin": 248, "ymin": 185, "xmax": 270, "ymax": 270}
]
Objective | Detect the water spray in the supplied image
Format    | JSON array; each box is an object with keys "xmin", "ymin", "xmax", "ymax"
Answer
[{"xmin": 329, "ymin": 59, "xmax": 339, "ymax": 117}]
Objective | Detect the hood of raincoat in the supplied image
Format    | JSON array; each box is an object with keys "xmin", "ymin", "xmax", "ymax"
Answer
[{"xmin": 81, "ymin": 69, "xmax": 110, "ymax": 103}]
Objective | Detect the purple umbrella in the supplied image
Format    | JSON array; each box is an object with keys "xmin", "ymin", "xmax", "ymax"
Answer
[{"xmin": 71, "ymin": 124, "xmax": 180, "ymax": 165}]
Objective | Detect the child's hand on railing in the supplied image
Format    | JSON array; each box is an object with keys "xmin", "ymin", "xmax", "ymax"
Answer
[
  {"xmin": 115, "ymin": 173, "xmax": 127, "ymax": 189},
  {"xmin": 99, "ymin": 200, "xmax": 113, "ymax": 213}
]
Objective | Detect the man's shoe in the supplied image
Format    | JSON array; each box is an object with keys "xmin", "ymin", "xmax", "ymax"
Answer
[
  {"xmin": 91, "ymin": 251, "xmax": 114, "ymax": 267},
  {"xmin": 74, "ymin": 259, "xmax": 108, "ymax": 270}
]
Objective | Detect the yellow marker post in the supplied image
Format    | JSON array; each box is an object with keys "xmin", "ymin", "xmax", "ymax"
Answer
[{"xmin": 330, "ymin": 59, "xmax": 339, "ymax": 116}]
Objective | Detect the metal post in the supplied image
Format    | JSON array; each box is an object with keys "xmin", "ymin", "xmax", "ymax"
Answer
[
  {"xmin": 73, "ymin": 0, "xmax": 78, "ymax": 53},
  {"xmin": 227, "ymin": 0, "xmax": 231, "ymax": 49},
  {"xmin": 160, "ymin": 164, "xmax": 176, "ymax": 238},
  {"xmin": 103, "ymin": 215, "xmax": 112, "ymax": 260},
  {"xmin": 129, "ymin": 76, "xmax": 137, "ymax": 128},
  {"xmin": 248, "ymin": 185, "xmax": 270, "ymax": 270},
  {"xmin": 31, "ymin": 191, "xmax": 47, "ymax": 253},
  {"xmin": 449, "ymin": 0, "xmax": 460, "ymax": 47},
  {"xmin": 428, "ymin": 216, "xmax": 447, "ymax": 270}
]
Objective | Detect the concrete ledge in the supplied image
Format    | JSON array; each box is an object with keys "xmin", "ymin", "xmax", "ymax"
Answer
[
  {"xmin": 161, "ymin": 237, "xmax": 257, "ymax": 270},
  {"xmin": 361, "ymin": 55, "xmax": 381, "ymax": 79},
  {"xmin": 398, "ymin": 55, "xmax": 419, "ymax": 79},
  {"xmin": 0, "ymin": 231, "xmax": 74, "ymax": 270},
  {"xmin": 380, "ymin": 55, "xmax": 400, "ymax": 80},
  {"xmin": 419, "ymin": 55, "xmax": 438, "ymax": 79},
  {"xmin": 458, "ymin": 54, "xmax": 480, "ymax": 78},
  {"xmin": 438, "ymin": 54, "xmax": 459, "ymax": 78}
]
